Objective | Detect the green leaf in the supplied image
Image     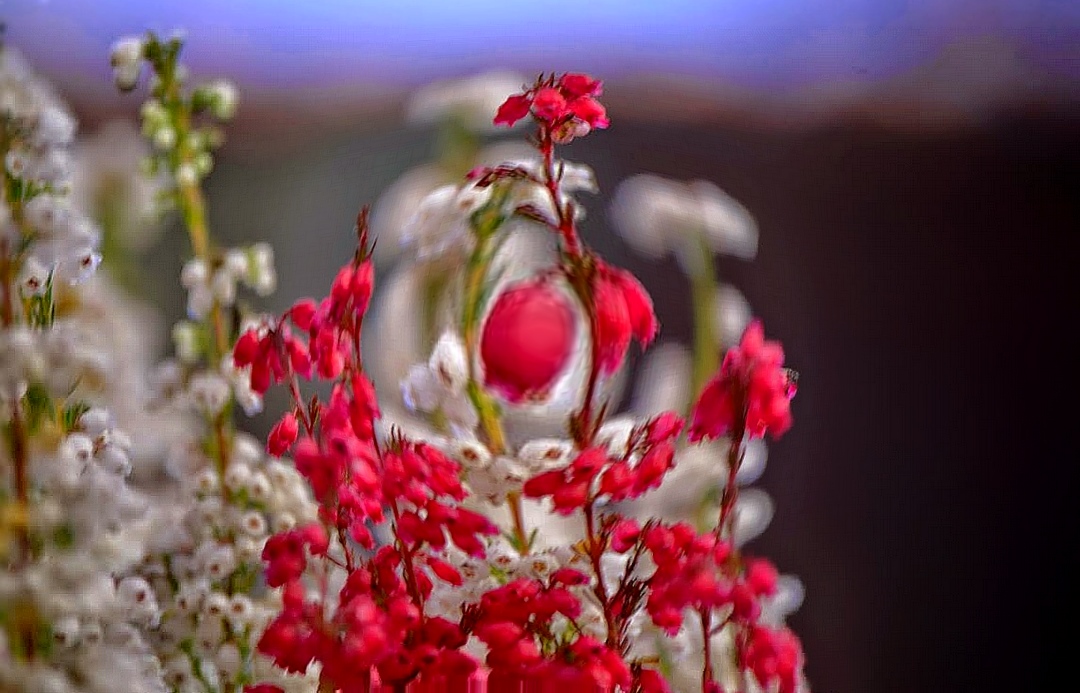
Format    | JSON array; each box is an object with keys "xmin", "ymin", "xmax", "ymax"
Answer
[
  {"xmin": 52, "ymin": 523, "xmax": 75, "ymax": 550},
  {"xmin": 60, "ymin": 401, "xmax": 91, "ymax": 434},
  {"xmin": 22, "ymin": 382, "xmax": 54, "ymax": 436}
]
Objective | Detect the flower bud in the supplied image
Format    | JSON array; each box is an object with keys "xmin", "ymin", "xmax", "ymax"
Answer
[{"xmin": 480, "ymin": 278, "xmax": 577, "ymax": 403}]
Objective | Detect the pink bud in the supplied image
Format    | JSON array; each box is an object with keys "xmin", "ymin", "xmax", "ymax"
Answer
[
  {"xmin": 480, "ymin": 278, "xmax": 577, "ymax": 404},
  {"xmin": 289, "ymin": 299, "xmax": 317, "ymax": 330},
  {"xmin": 267, "ymin": 413, "xmax": 299, "ymax": 457}
]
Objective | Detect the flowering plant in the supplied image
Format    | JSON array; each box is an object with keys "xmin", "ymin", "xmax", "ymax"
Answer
[{"xmin": 1, "ymin": 32, "xmax": 808, "ymax": 693}]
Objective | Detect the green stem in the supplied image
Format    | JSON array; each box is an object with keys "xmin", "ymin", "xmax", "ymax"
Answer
[
  {"xmin": 689, "ymin": 231, "xmax": 720, "ymax": 405},
  {"xmin": 458, "ymin": 222, "xmax": 530, "ymax": 553}
]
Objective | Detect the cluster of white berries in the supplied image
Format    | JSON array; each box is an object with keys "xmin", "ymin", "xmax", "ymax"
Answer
[{"xmin": 134, "ymin": 432, "xmax": 319, "ymax": 693}]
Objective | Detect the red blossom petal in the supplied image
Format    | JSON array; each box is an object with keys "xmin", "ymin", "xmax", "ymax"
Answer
[{"xmin": 494, "ymin": 94, "xmax": 532, "ymax": 126}]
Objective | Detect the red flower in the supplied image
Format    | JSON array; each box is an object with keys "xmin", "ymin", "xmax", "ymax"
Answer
[
  {"xmin": 480, "ymin": 277, "xmax": 578, "ymax": 404},
  {"xmin": 592, "ymin": 262, "xmax": 658, "ymax": 375},
  {"xmin": 492, "ymin": 72, "xmax": 610, "ymax": 137},
  {"xmin": 267, "ymin": 412, "xmax": 299, "ymax": 457},
  {"xmin": 494, "ymin": 94, "xmax": 532, "ymax": 126},
  {"xmin": 689, "ymin": 319, "xmax": 795, "ymax": 441}
]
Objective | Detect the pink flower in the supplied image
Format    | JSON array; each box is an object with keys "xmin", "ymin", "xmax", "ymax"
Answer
[
  {"xmin": 592, "ymin": 262, "xmax": 658, "ymax": 375},
  {"xmin": 689, "ymin": 319, "xmax": 795, "ymax": 441},
  {"xmin": 492, "ymin": 72, "xmax": 610, "ymax": 138},
  {"xmin": 494, "ymin": 94, "xmax": 532, "ymax": 126},
  {"xmin": 480, "ymin": 277, "xmax": 577, "ymax": 403},
  {"xmin": 267, "ymin": 412, "xmax": 298, "ymax": 456}
]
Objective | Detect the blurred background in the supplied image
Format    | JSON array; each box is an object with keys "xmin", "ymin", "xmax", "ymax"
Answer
[{"xmin": 4, "ymin": 1, "xmax": 1078, "ymax": 692}]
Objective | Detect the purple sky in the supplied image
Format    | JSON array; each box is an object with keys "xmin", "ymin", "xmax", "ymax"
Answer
[{"xmin": 4, "ymin": 0, "xmax": 1077, "ymax": 114}]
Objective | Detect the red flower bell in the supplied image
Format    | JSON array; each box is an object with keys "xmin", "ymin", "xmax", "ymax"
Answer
[{"xmin": 480, "ymin": 278, "xmax": 577, "ymax": 404}]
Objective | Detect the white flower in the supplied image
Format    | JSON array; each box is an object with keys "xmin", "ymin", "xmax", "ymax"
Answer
[
  {"xmin": 400, "ymin": 358, "xmax": 478, "ymax": 435},
  {"xmin": 210, "ymin": 268, "xmax": 236, "ymax": 305},
  {"xmin": 515, "ymin": 438, "xmax": 574, "ymax": 473},
  {"xmin": 595, "ymin": 416, "xmax": 638, "ymax": 458},
  {"xmin": 715, "ymin": 284, "xmax": 752, "ymax": 347},
  {"xmin": 246, "ymin": 242, "xmax": 276, "ymax": 296},
  {"xmin": 463, "ymin": 455, "xmax": 528, "ymax": 505},
  {"xmin": 401, "ymin": 183, "xmax": 492, "ymax": 260},
  {"xmin": 172, "ymin": 321, "xmax": 202, "ymax": 363},
  {"xmin": 187, "ymin": 372, "xmax": 230, "ymax": 415},
  {"xmin": 428, "ymin": 330, "xmax": 469, "ymax": 394},
  {"xmin": 204, "ymin": 79, "xmax": 239, "ymax": 120},
  {"xmin": 610, "ymin": 174, "xmax": 758, "ymax": 267},
  {"xmin": 405, "ymin": 70, "xmax": 527, "ymax": 132},
  {"xmin": 180, "ymin": 258, "xmax": 209, "ymax": 288},
  {"xmin": 732, "ymin": 488, "xmax": 774, "ymax": 547},
  {"xmin": 449, "ymin": 436, "xmax": 492, "ymax": 471},
  {"xmin": 110, "ymin": 36, "xmax": 144, "ymax": 89}
]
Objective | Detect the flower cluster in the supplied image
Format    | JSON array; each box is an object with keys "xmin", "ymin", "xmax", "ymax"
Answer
[
  {"xmin": 235, "ymin": 220, "xmax": 509, "ymax": 689},
  {"xmin": 494, "ymin": 73, "xmax": 609, "ymax": 141},
  {"xmin": 102, "ymin": 33, "xmax": 316, "ymax": 693},
  {"xmin": 7, "ymin": 30, "xmax": 812, "ymax": 693},
  {"xmin": 1, "ymin": 46, "xmax": 163, "ymax": 693},
  {"xmin": 233, "ymin": 70, "xmax": 808, "ymax": 693}
]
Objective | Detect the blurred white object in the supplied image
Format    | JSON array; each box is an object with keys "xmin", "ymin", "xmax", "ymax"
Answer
[
  {"xmin": 715, "ymin": 284, "xmax": 753, "ymax": 346},
  {"xmin": 630, "ymin": 342, "xmax": 691, "ymax": 417},
  {"xmin": 70, "ymin": 121, "xmax": 163, "ymax": 252},
  {"xmin": 610, "ymin": 174, "xmax": 758, "ymax": 266},
  {"xmin": 732, "ymin": 488, "xmax": 775, "ymax": 547},
  {"xmin": 405, "ymin": 70, "xmax": 527, "ymax": 132}
]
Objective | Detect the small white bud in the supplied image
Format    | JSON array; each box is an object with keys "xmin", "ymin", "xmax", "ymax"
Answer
[
  {"xmin": 223, "ymin": 249, "xmax": 248, "ymax": 277},
  {"xmin": 207, "ymin": 79, "xmax": 239, "ymax": 120},
  {"xmin": 210, "ymin": 269, "xmax": 236, "ymax": 304},
  {"xmin": 272, "ymin": 512, "xmax": 297, "ymax": 532},
  {"xmin": 245, "ymin": 472, "xmax": 273, "ymax": 503},
  {"xmin": 203, "ymin": 591, "xmax": 228, "ymax": 618},
  {"xmin": 222, "ymin": 461, "xmax": 252, "ymax": 491},
  {"xmin": 17, "ymin": 256, "xmax": 50, "ymax": 296},
  {"xmin": 153, "ymin": 126, "xmax": 177, "ymax": 151},
  {"xmin": 78, "ymin": 408, "xmax": 112, "ymax": 437},
  {"xmin": 187, "ymin": 284, "xmax": 213, "ymax": 319},
  {"xmin": 429, "ymin": 331, "xmax": 469, "ymax": 394},
  {"xmin": 188, "ymin": 372, "xmax": 231, "ymax": 415},
  {"xmin": 172, "ymin": 321, "xmax": 202, "ymax": 363},
  {"xmin": 231, "ymin": 433, "xmax": 263, "ymax": 467},
  {"xmin": 110, "ymin": 36, "xmax": 144, "ymax": 70},
  {"xmin": 194, "ymin": 617, "xmax": 224, "ymax": 653},
  {"xmin": 52, "ymin": 615, "xmax": 81, "ymax": 648},
  {"xmin": 233, "ymin": 535, "xmax": 259, "ymax": 561},
  {"xmin": 176, "ymin": 162, "xmax": 198, "ymax": 186},
  {"xmin": 204, "ymin": 545, "xmax": 237, "ymax": 581},
  {"xmin": 180, "ymin": 259, "xmax": 209, "ymax": 288},
  {"xmin": 79, "ymin": 620, "xmax": 103, "ymax": 647},
  {"xmin": 226, "ymin": 594, "xmax": 253, "ymax": 626},
  {"xmin": 215, "ymin": 641, "xmax": 242, "ymax": 678},
  {"xmin": 193, "ymin": 468, "xmax": 219, "ymax": 494},
  {"xmin": 239, "ymin": 510, "xmax": 267, "ymax": 537}
]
